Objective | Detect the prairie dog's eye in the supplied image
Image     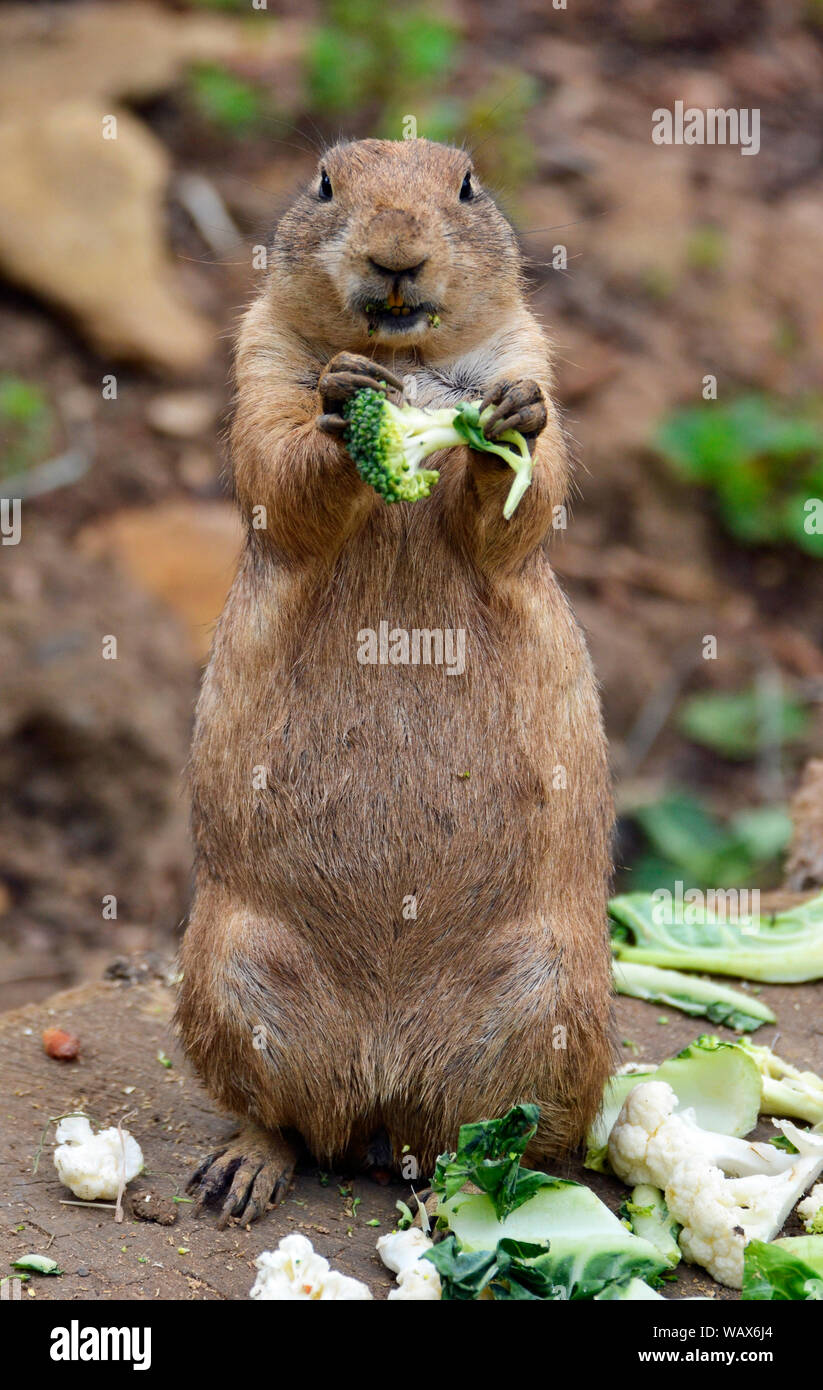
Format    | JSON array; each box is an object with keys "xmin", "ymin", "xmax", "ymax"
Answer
[
  {"xmin": 459, "ymin": 171, "xmax": 474, "ymax": 202},
  {"xmin": 319, "ymin": 168, "xmax": 333, "ymax": 200}
]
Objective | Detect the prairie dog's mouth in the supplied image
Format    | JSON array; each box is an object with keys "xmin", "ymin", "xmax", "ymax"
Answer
[{"xmin": 352, "ymin": 291, "xmax": 441, "ymax": 335}]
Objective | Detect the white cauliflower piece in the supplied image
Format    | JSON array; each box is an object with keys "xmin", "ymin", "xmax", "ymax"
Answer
[
  {"xmin": 376, "ymin": 1227, "xmax": 433, "ymax": 1274},
  {"xmin": 377, "ymin": 1226, "xmax": 442, "ymax": 1300},
  {"xmin": 53, "ymin": 1114, "xmax": 143, "ymax": 1201},
  {"xmin": 663, "ymin": 1159, "xmax": 749, "ymax": 1288},
  {"xmin": 250, "ymin": 1234, "xmax": 372, "ymax": 1301},
  {"xmin": 387, "ymin": 1260, "xmax": 442, "ymax": 1301},
  {"xmin": 665, "ymin": 1122, "xmax": 823, "ymax": 1289},
  {"xmin": 797, "ymin": 1182, "xmax": 823, "ymax": 1234},
  {"xmin": 608, "ymin": 1080, "xmax": 794, "ymax": 1189}
]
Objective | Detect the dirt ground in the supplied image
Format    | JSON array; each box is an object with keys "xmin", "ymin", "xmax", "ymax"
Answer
[{"xmin": 2, "ymin": 967, "xmax": 820, "ymax": 1301}]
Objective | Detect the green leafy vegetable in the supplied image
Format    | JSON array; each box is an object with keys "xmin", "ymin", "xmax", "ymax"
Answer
[
  {"xmin": 437, "ymin": 1180, "xmax": 666, "ymax": 1300},
  {"xmin": 610, "ymin": 890, "xmax": 823, "ymax": 983},
  {"xmin": 585, "ymin": 1034, "xmax": 761, "ymax": 1171},
  {"xmin": 613, "ymin": 960, "xmax": 775, "ymax": 1032},
  {"xmin": 431, "ymin": 1103, "xmax": 554, "ymax": 1221},
  {"xmin": 12, "ymin": 1253, "xmax": 63, "ymax": 1275},
  {"xmin": 619, "ymin": 1184, "xmax": 681, "ymax": 1268},
  {"xmin": 742, "ymin": 1236, "xmax": 823, "ymax": 1300},
  {"xmin": 342, "ymin": 388, "xmax": 532, "ymax": 517},
  {"xmin": 424, "ymin": 1234, "xmax": 566, "ymax": 1301},
  {"xmin": 430, "ymin": 1107, "xmax": 667, "ymax": 1299},
  {"xmin": 593, "ymin": 1276, "xmax": 666, "ymax": 1300},
  {"xmin": 737, "ymin": 1040, "xmax": 823, "ymax": 1125}
]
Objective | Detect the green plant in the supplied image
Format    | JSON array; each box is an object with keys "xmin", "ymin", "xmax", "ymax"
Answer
[
  {"xmin": 0, "ymin": 376, "xmax": 53, "ymax": 478},
  {"xmin": 656, "ymin": 395, "xmax": 823, "ymax": 557},
  {"xmin": 306, "ymin": 0, "xmax": 457, "ymax": 116},
  {"xmin": 677, "ymin": 686, "xmax": 809, "ymax": 761},
  {"xmin": 187, "ymin": 63, "xmax": 266, "ymax": 135},
  {"xmin": 686, "ymin": 224, "xmax": 727, "ymax": 272},
  {"xmin": 623, "ymin": 791, "xmax": 791, "ymax": 893},
  {"xmin": 381, "ymin": 69, "xmax": 540, "ymax": 197}
]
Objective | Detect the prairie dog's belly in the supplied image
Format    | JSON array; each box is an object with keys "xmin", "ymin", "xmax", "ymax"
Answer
[
  {"xmin": 209, "ymin": 655, "xmax": 545, "ymax": 930},
  {"xmin": 192, "ymin": 525, "xmax": 604, "ymax": 934}
]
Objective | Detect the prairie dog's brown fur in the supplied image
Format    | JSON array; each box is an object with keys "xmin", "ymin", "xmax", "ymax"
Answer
[{"xmin": 177, "ymin": 139, "xmax": 614, "ymax": 1220}]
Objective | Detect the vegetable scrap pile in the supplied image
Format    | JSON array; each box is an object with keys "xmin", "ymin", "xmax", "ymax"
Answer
[
  {"xmin": 247, "ymin": 1036, "xmax": 823, "ymax": 1301},
  {"xmin": 423, "ymin": 1046, "xmax": 823, "ymax": 1299},
  {"xmin": 248, "ymin": 884, "xmax": 823, "ymax": 1300}
]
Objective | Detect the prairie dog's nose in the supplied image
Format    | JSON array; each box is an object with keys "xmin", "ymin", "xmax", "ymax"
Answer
[
  {"xmin": 368, "ymin": 256, "xmax": 427, "ymax": 280},
  {"xmin": 365, "ymin": 207, "xmax": 429, "ymax": 278}
]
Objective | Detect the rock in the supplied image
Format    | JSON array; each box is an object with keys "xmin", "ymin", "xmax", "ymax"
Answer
[
  {"xmin": 76, "ymin": 501, "xmax": 243, "ymax": 660},
  {"xmin": 0, "ymin": 3, "xmax": 304, "ymax": 112},
  {"xmin": 0, "ymin": 103, "xmax": 212, "ymax": 372}
]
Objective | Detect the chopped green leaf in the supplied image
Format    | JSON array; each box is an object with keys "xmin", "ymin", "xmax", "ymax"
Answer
[{"xmin": 12, "ymin": 1254, "xmax": 62, "ymax": 1275}]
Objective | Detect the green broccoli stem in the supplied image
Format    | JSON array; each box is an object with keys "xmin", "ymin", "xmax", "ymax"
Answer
[{"xmin": 451, "ymin": 403, "xmax": 533, "ymax": 520}]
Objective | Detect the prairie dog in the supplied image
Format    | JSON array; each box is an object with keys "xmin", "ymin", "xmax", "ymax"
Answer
[{"xmin": 177, "ymin": 138, "xmax": 614, "ymax": 1225}]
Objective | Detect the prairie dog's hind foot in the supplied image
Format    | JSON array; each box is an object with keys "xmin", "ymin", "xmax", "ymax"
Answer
[{"xmin": 188, "ymin": 1123, "xmax": 297, "ymax": 1228}]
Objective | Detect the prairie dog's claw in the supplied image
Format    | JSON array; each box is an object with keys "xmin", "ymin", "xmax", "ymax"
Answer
[
  {"xmin": 480, "ymin": 378, "xmax": 547, "ymax": 442},
  {"xmin": 319, "ymin": 352, "xmax": 404, "ymax": 416}
]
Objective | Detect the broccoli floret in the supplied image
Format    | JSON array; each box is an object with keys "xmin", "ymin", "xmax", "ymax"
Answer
[
  {"xmin": 342, "ymin": 388, "xmax": 533, "ymax": 518},
  {"xmin": 342, "ymin": 388, "xmax": 448, "ymax": 503}
]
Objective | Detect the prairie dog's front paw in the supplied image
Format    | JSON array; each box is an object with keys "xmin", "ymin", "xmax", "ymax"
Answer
[
  {"xmin": 317, "ymin": 353, "xmax": 404, "ymax": 436},
  {"xmin": 479, "ymin": 378, "xmax": 548, "ymax": 448}
]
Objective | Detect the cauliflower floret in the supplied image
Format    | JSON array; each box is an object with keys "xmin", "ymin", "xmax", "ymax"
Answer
[
  {"xmin": 608, "ymin": 1081, "xmax": 793, "ymax": 1189},
  {"xmin": 608, "ymin": 1082, "xmax": 823, "ymax": 1290},
  {"xmin": 798, "ymin": 1182, "xmax": 823, "ymax": 1234},
  {"xmin": 250, "ymin": 1234, "xmax": 372, "ymax": 1301},
  {"xmin": 376, "ymin": 1227, "xmax": 433, "ymax": 1274},
  {"xmin": 664, "ymin": 1159, "xmax": 748, "ymax": 1288},
  {"xmin": 666, "ymin": 1134, "xmax": 823, "ymax": 1290},
  {"xmin": 377, "ymin": 1226, "xmax": 442, "ymax": 1300},
  {"xmin": 53, "ymin": 1115, "xmax": 143, "ymax": 1201},
  {"xmin": 387, "ymin": 1260, "xmax": 442, "ymax": 1301}
]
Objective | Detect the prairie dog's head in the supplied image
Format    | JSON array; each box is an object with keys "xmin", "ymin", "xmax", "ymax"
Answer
[{"xmin": 271, "ymin": 139, "xmax": 523, "ymax": 358}]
